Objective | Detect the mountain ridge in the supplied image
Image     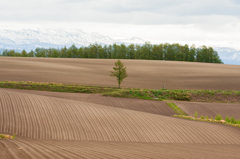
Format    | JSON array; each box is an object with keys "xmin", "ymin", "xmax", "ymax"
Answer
[{"xmin": 0, "ymin": 28, "xmax": 239, "ymax": 65}]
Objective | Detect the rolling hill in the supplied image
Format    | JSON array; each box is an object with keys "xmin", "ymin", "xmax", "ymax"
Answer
[{"xmin": 0, "ymin": 57, "xmax": 240, "ymax": 90}]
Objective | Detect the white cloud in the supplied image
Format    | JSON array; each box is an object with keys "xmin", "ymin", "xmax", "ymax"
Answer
[
  {"xmin": 1, "ymin": 0, "xmax": 240, "ymax": 24},
  {"xmin": 0, "ymin": 0, "xmax": 240, "ymax": 50}
]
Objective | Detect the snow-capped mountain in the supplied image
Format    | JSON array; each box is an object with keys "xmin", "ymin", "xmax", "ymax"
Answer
[
  {"xmin": 0, "ymin": 28, "xmax": 145, "ymax": 51},
  {"xmin": 0, "ymin": 28, "xmax": 240, "ymax": 65}
]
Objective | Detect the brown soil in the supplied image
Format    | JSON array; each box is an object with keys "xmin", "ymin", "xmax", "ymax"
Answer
[
  {"xmin": 1, "ymin": 87, "xmax": 240, "ymax": 158},
  {"xmin": 1, "ymin": 90, "xmax": 240, "ymax": 144},
  {"xmin": 1, "ymin": 57, "xmax": 240, "ymax": 90},
  {"xmin": 174, "ymin": 101, "xmax": 240, "ymax": 119},
  {"xmin": 1, "ymin": 138, "xmax": 240, "ymax": 159},
  {"xmin": 191, "ymin": 93, "xmax": 240, "ymax": 103},
  {"xmin": 0, "ymin": 88, "xmax": 175, "ymax": 116}
]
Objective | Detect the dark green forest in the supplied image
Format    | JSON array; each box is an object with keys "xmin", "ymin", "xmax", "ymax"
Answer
[{"xmin": 0, "ymin": 42, "xmax": 223, "ymax": 63}]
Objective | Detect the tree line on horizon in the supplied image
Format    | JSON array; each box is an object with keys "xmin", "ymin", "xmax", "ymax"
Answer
[{"xmin": 0, "ymin": 42, "xmax": 223, "ymax": 64}]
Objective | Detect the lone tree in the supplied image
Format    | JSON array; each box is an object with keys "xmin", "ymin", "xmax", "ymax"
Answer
[{"xmin": 110, "ymin": 60, "xmax": 128, "ymax": 88}]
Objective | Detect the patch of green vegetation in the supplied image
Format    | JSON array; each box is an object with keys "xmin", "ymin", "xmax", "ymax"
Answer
[
  {"xmin": 0, "ymin": 134, "xmax": 14, "ymax": 139},
  {"xmin": 12, "ymin": 133, "xmax": 16, "ymax": 139},
  {"xmin": 194, "ymin": 111, "xmax": 198, "ymax": 118},
  {"xmin": 215, "ymin": 114, "xmax": 223, "ymax": 121},
  {"xmin": 174, "ymin": 114, "xmax": 240, "ymax": 128},
  {"xmin": 228, "ymin": 116, "xmax": 240, "ymax": 124},
  {"xmin": 166, "ymin": 102, "xmax": 187, "ymax": 115},
  {"xmin": 169, "ymin": 92, "xmax": 191, "ymax": 101},
  {"xmin": 103, "ymin": 89, "xmax": 153, "ymax": 100},
  {"xmin": 0, "ymin": 81, "xmax": 119, "ymax": 94},
  {"xmin": 1, "ymin": 81, "xmax": 240, "ymax": 103},
  {"xmin": 225, "ymin": 116, "xmax": 230, "ymax": 122},
  {"xmin": 151, "ymin": 89, "xmax": 191, "ymax": 101}
]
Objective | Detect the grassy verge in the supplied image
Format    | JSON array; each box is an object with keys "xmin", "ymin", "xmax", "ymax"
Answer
[
  {"xmin": 174, "ymin": 112, "xmax": 240, "ymax": 128},
  {"xmin": 0, "ymin": 81, "xmax": 191, "ymax": 101},
  {"xmin": 0, "ymin": 81, "xmax": 119, "ymax": 94},
  {"xmin": 1, "ymin": 81, "xmax": 240, "ymax": 102},
  {"xmin": 166, "ymin": 102, "xmax": 187, "ymax": 115}
]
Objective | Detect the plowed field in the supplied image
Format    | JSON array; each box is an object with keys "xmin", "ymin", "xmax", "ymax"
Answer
[
  {"xmin": 1, "ymin": 89, "xmax": 240, "ymax": 158},
  {"xmin": 1, "ymin": 139, "xmax": 240, "ymax": 159},
  {"xmin": 1, "ymin": 57, "xmax": 240, "ymax": 90},
  {"xmin": 174, "ymin": 101, "xmax": 240, "ymax": 119},
  {"xmin": 2, "ymin": 90, "xmax": 240, "ymax": 143},
  {"xmin": 0, "ymin": 88, "xmax": 175, "ymax": 116}
]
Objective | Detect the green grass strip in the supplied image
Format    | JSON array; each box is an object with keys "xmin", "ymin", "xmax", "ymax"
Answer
[
  {"xmin": 1, "ymin": 81, "xmax": 240, "ymax": 103},
  {"xmin": 174, "ymin": 115, "xmax": 240, "ymax": 128},
  {"xmin": 166, "ymin": 102, "xmax": 188, "ymax": 115}
]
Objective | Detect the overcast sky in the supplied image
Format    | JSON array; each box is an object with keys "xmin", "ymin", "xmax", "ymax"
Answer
[{"xmin": 1, "ymin": 0, "xmax": 240, "ymax": 47}]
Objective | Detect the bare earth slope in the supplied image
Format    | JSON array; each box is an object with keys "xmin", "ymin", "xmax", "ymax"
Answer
[
  {"xmin": 1, "ymin": 89, "xmax": 240, "ymax": 158},
  {"xmin": 1, "ymin": 90, "xmax": 240, "ymax": 144},
  {"xmin": 174, "ymin": 101, "xmax": 240, "ymax": 119},
  {"xmin": 0, "ymin": 88, "xmax": 175, "ymax": 116},
  {"xmin": 1, "ymin": 57, "xmax": 240, "ymax": 90},
  {"xmin": 1, "ymin": 139, "xmax": 240, "ymax": 159}
]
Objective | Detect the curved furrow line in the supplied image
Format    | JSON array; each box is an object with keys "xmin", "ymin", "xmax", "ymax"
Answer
[
  {"xmin": 160, "ymin": 117, "xmax": 212, "ymax": 144},
  {"xmin": 80, "ymin": 103, "xmax": 104, "ymax": 141},
  {"xmin": 0, "ymin": 92, "xmax": 5, "ymax": 133},
  {"xmin": 105, "ymin": 108, "xmax": 143, "ymax": 142},
  {"xmin": 2, "ymin": 139, "xmax": 240, "ymax": 159},
  {"xmin": 169, "ymin": 102, "xmax": 238, "ymax": 143},
  {"xmin": 43, "ymin": 98, "xmax": 69, "ymax": 140},
  {"xmin": 13, "ymin": 139, "xmax": 69, "ymax": 159},
  {"xmin": 0, "ymin": 139, "xmax": 28, "ymax": 159},
  {"xmin": 123, "ymin": 109, "xmax": 170, "ymax": 142},
  {"xmin": 15, "ymin": 139, "xmax": 75, "ymax": 159},
  {"xmin": 1, "ymin": 90, "xmax": 240, "ymax": 144},
  {"xmin": 68, "ymin": 96, "xmax": 175, "ymax": 116},
  {"xmin": 135, "ymin": 112, "xmax": 182, "ymax": 143},
  {"xmin": 174, "ymin": 102, "xmax": 240, "ymax": 144},
  {"xmin": 28, "ymin": 94, "xmax": 46, "ymax": 139},
  {"xmin": 17, "ymin": 139, "xmax": 158, "ymax": 159},
  {"xmin": 109, "ymin": 106, "xmax": 152, "ymax": 142},
  {"xmin": 81, "ymin": 103, "xmax": 126, "ymax": 141},
  {"xmin": 56, "ymin": 100, "xmax": 82, "ymax": 140},
  {"xmin": 20, "ymin": 93, "xmax": 37, "ymax": 140},
  {"xmin": 43, "ymin": 97, "xmax": 62, "ymax": 140},
  {"xmin": 14, "ymin": 92, "xmax": 33, "ymax": 139},
  {"xmin": 17, "ymin": 139, "xmax": 126, "ymax": 159},
  {"xmin": 32, "ymin": 94, "xmax": 49, "ymax": 140},
  {"xmin": 89, "ymin": 105, "xmax": 125, "ymax": 141},
  {"xmin": 152, "ymin": 114, "xmax": 192, "ymax": 143},
  {"xmin": 0, "ymin": 88, "xmax": 175, "ymax": 116},
  {"xmin": 158, "ymin": 115, "xmax": 224, "ymax": 144},
  {"xmin": 51, "ymin": 98, "xmax": 72, "ymax": 140},
  {"xmin": 83, "ymin": 104, "xmax": 116, "ymax": 141},
  {"xmin": 1, "ymin": 92, "xmax": 11, "ymax": 134},
  {"xmin": 175, "ymin": 101, "xmax": 240, "ymax": 119},
  {"xmin": 40, "ymin": 97, "xmax": 56, "ymax": 140}
]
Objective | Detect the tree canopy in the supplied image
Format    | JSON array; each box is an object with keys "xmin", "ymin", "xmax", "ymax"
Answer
[
  {"xmin": 0, "ymin": 42, "xmax": 223, "ymax": 64},
  {"xmin": 110, "ymin": 60, "xmax": 128, "ymax": 88}
]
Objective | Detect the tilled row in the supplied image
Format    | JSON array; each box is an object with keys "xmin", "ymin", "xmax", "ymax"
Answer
[
  {"xmin": 1, "ymin": 138, "xmax": 240, "ymax": 159},
  {"xmin": 174, "ymin": 101, "xmax": 240, "ymax": 119},
  {"xmin": 0, "ymin": 88, "xmax": 175, "ymax": 116},
  {"xmin": 1, "ymin": 90, "xmax": 240, "ymax": 144}
]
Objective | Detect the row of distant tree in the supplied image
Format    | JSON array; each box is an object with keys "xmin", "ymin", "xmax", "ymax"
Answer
[{"xmin": 0, "ymin": 42, "xmax": 223, "ymax": 63}]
